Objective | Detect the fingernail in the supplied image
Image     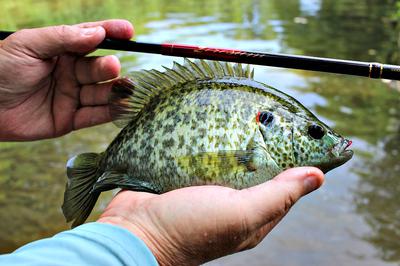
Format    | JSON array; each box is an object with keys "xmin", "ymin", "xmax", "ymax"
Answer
[
  {"xmin": 304, "ymin": 176, "xmax": 318, "ymax": 193},
  {"xmin": 81, "ymin": 26, "xmax": 100, "ymax": 36}
]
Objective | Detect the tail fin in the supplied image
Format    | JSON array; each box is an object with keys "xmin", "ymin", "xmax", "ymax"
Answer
[{"xmin": 62, "ymin": 152, "xmax": 102, "ymax": 228}]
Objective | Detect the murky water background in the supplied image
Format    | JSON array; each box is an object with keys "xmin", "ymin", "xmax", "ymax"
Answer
[{"xmin": 1, "ymin": 0, "xmax": 399, "ymax": 265}]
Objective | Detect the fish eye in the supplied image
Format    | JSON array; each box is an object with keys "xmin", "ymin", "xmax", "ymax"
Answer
[
  {"xmin": 308, "ymin": 124, "xmax": 325, "ymax": 139},
  {"xmin": 257, "ymin": 111, "xmax": 274, "ymax": 126}
]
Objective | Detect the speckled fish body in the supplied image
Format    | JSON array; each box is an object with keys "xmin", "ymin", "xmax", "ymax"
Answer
[
  {"xmin": 103, "ymin": 79, "xmax": 280, "ymax": 191},
  {"xmin": 62, "ymin": 60, "xmax": 353, "ymax": 227}
]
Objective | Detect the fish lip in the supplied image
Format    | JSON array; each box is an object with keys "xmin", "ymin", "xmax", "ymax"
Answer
[
  {"xmin": 334, "ymin": 138, "xmax": 354, "ymax": 163},
  {"xmin": 315, "ymin": 139, "xmax": 354, "ymax": 173},
  {"xmin": 335, "ymin": 138, "xmax": 353, "ymax": 155}
]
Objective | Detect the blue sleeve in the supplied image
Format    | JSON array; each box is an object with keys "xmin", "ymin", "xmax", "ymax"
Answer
[{"xmin": 0, "ymin": 222, "xmax": 158, "ymax": 266}]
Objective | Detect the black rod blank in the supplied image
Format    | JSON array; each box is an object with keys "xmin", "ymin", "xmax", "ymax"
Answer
[{"xmin": 1, "ymin": 30, "xmax": 399, "ymax": 80}]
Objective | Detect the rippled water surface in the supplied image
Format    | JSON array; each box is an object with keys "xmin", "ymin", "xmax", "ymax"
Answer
[{"xmin": 1, "ymin": 1, "xmax": 399, "ymax": 265}]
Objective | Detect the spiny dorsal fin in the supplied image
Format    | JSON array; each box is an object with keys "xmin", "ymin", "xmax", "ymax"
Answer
[{"xmin": 110, "ymin": 59, "xmax": 254, "ymax": 127}]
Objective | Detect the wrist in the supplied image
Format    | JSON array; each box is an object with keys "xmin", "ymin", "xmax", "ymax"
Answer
[{"xmin": 98, "ymin": 216, "xmax": 186, "ymax": 266}]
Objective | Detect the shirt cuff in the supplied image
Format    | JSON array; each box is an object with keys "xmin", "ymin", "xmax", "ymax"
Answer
[{"xmin": 65, "ymin": 222, "xmax": 159, "ymax": 265}]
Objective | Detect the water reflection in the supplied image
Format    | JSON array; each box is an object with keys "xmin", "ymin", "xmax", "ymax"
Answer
[
  {"xmin": 0, "ymin": 125, "xmax": 117, "ymax": 253},
  {"xmin": 355, "ymin": 124, "xmax": 400, "ymax": 262},
  {"xmin": 276, "ymin": 2, "xmax": 400, "ymax": 260},
  {"xmin": 0, "ymin": 0, "xmax": 400, "ymax": 265},
  {"xmin": 293, "ymin": 72, "xmax": 400, "ymax": 263},
  {"xmin": 272, "ymin": 0, "xmax": 400, "ymax": 64}
]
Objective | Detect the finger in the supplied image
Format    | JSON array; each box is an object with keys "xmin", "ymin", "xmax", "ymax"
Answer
[
  {"xmin": 75, "ymin": 55, "xmax": 120, "ymax": 85},
  {"xmin": 4, "ymin": 20, "xmax": 133, "ymax": 59},
  {"xmin": 239, "ymin": 167, "xmax": 324, "ymax": 230},
  {"xmin": 6, "ymin": 25, "xmax": 106, "ymax": 59},
  {"xmin": 73, "ymin": 105, "xmax": 111, "ymax": 130},
  {"xmin": 76, "ymin": 19, "xmax": 134, "ymax": 39},
  {"xmin": 80, "ymin": 82, "xmax": 114, "ymax": 106}
]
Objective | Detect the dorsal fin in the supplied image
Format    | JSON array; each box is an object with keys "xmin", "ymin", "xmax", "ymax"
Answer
[{"xmin": 109, "ymin": 59, "xmax": 254, "ymax": 127}]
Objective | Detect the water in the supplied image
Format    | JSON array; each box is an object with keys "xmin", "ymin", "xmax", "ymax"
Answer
[{"xmin": 1, "ymin": 0, "xmax": 399, "ymax": 265}]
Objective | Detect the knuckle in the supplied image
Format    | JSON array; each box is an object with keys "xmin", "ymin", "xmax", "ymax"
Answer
[
  {"xmin": 57, "ymin": 25, "xmax": 71, "ymax": 35},
  {"xmin": 245, "ymin": 239, "xmax": 259, "ymax": 250},
  {"xmin": 54, "ymin": 25, "xmax": 71, "ymax": 42},
  {"xmin": 238, "ymin": 232, "xmax": 264, "ymax": 251},
  {"xmin": 54, "ymin": 24, "xmax": 91, "ymax": 52},
  {"xmin": 283, "ymin": 188, "xmax": 298, "ymax": 213}
]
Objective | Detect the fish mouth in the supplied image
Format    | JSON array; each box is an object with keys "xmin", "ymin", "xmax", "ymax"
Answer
[
  {"xmin": 336, "ymin": 138, "xmax": 353, "ymax": 157},
  {"xmin": 315, "ymin": 138, "xmax": 354, "ymax": 173}
]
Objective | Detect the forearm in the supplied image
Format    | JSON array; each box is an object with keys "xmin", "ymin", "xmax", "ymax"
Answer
[{"xmin": 0, "ymin": 222, "xmax": 158, "ymax": 266}]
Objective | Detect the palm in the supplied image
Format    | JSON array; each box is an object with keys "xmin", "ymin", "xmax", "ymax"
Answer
[
  {"xmin": 101, "ymin": 187, "xmax": 256, "ymax": 265},
  {"xmin": 99, "ymin": 166, "xmax": 323, "ymax": 266}
]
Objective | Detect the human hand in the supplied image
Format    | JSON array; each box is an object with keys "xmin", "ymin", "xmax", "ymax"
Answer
[
  {"xmin": 0, "ymin": 20, "xmax": 133, "ymax": 141},
  {"xmin": 98, "ymin": 167, "xmax": 324, "ymax": 266}
]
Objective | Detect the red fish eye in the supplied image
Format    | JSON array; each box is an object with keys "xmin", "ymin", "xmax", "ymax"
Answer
[{"xmin": 257, "ymin": 111, "xmax": 274, "ymax": 126}]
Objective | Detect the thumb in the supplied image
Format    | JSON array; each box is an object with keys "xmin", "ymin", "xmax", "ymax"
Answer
[
  {"xmin": 239, "ymin": 167, "xmax": 324, "ymax": 229},
  {"xmin": 5, "ymin": 24, "xmax": 106, "ymax": 58}
]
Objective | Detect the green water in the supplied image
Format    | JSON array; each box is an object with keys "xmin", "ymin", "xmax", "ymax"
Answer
[{"xmin": 0, "ymin": 1, "xmax": 399, "ymax": 265}]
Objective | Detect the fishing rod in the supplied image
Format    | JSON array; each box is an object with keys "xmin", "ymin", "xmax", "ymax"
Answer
[{"xmin": 1, "ymin": 30, "xmax": 400, "ymax": 80}]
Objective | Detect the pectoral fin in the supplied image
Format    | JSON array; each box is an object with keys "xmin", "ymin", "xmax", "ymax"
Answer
[
  {"xmin": 177, "ymin": 150, "xmax": 258, "ymax": 179},
  {"xmin": 249, "ymin": 129, "xmax": 281, "ymax": 178}
]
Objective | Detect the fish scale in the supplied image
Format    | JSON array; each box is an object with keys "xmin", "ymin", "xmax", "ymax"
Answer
[
  {"xmin": 62, "ymin": 59, "xmax": 353, "ymax": 227},
  {"xmin": 107, "ymin": 87, "xmax": 261, "ymax": 188}
]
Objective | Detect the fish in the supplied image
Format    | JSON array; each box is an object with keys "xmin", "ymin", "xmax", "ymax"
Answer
[{"xmin": 62, "ymin": 59, "xmax": 353, "ymax": 227}]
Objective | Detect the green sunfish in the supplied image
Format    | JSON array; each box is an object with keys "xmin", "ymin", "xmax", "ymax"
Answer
[{"xmin": 62, "ymin": 59, "xmax": 353, "ymax": 227}]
